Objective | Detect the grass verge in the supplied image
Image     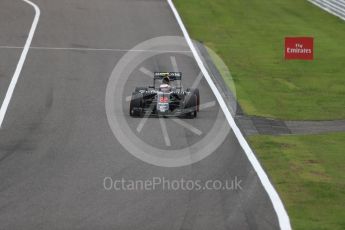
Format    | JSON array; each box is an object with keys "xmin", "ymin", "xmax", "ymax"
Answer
[
  {"xmin": 174, "ymin": 1, "xmax": 345, "ymax": 229},
  {"xmin": 174, "ymin": 0, "xmax": 345, "ymax": 120},
  {"xmin": 249, "ymin": 133, "xmax": 345, "ymax": 230}
]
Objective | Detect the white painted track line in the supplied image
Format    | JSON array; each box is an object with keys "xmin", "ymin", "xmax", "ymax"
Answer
[
  {"xmin": 0, "ymin": 0, "xmax": 40, "ymax": 128},
  {"xmin": 0, "ymin": 45, "xmax": 193, "ymax": 53},
  {"xmin": 167, "ymin": 0, "xmax": 292, "ymax": 229}
]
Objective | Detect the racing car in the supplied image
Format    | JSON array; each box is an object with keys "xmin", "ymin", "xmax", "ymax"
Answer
[{"xmin": 129, "ymin": 72, "xmax": 200, "ymax": 118}]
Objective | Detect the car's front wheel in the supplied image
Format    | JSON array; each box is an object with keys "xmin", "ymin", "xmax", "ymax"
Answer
[{"xmin": 129, "ymin": 92, "xmax": 143, "ymax": 117}]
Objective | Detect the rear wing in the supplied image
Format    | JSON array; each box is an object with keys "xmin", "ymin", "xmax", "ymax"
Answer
[
  {"xmin": 154, "ymin": 72, "xmax": 182, "ymax": 80},
  {"xmin": 151, "ymin": 72, "xmax": 182, "ymax": 90}
]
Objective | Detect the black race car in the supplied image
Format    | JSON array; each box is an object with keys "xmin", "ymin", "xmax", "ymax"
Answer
[{"xmin": 129, "ymin": 72, "xmax": 200, "ymax": 118}]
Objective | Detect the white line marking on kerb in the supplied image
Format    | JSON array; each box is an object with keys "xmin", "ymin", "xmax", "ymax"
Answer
[
  {"xmin": 0, "ymin": 0, "xmax": 40, "ymax": 128},
  {"xmin": 167, "ymin": 1, "xmax": 291, "ymax": 229}
]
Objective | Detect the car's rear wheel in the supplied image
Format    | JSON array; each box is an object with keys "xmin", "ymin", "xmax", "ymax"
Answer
[
  {"xmin": 185, "ymin": 94, "xmax": 197, "ymax": 119},
  {"xmin": 187, "ymin": 88, "xmax": 200, "ymax": 112}
]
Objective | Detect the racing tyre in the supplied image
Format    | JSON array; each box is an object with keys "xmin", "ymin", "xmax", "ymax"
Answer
[
  {"xmin": 185, "ymin": 95, "xmax": 197, "ymax": 119},
  {"xmin": 135, "ymin": 87, "xmax": 148, "ymax": 92},
  {"xmin": 187, "ymin": 88, "xmax": 200, "ymax": 112},
  {"xmin": 129, "ymin": 93, "xmax": 143, "ymax": 117}
]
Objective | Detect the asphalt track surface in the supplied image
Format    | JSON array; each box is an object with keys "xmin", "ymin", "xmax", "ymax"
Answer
[{"xmin": 0, "ymin": 0, "xmax": 280, "ymax": 229}]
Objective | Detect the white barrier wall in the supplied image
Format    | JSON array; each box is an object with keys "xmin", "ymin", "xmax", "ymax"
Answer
[{"xmin": 309, "ymin": 0, "xmax": 345, "ymax": 20}]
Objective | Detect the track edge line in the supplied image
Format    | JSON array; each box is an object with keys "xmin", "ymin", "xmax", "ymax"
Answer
[
  {"xmin": 167, "ymin": 0, "xmax": 292, "ymax": 229},
  {"xmin": 0, "ymin": 0, "xmax": 41, "ymax": 128}
]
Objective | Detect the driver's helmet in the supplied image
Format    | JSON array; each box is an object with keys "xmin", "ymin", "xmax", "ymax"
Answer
[
  {"xmin": 160, "ymin": 74, "xmax": 171, "ymax": 92},
  {"xmin": 162, "ymin": 76, "xmax": 170, "ymax": 85}
]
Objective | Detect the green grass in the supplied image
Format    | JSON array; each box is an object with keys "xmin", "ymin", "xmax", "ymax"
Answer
[
  {"xmin": 174, "ymin": 0, "xmax": 345, "ymax": 120},
  {"xmin": 250, "ymin": 133, "xmax": 345, "ymax": 230},
  {"xmin": 173, "ymin": 1, "xmax": 345, "ymax": 228}
]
